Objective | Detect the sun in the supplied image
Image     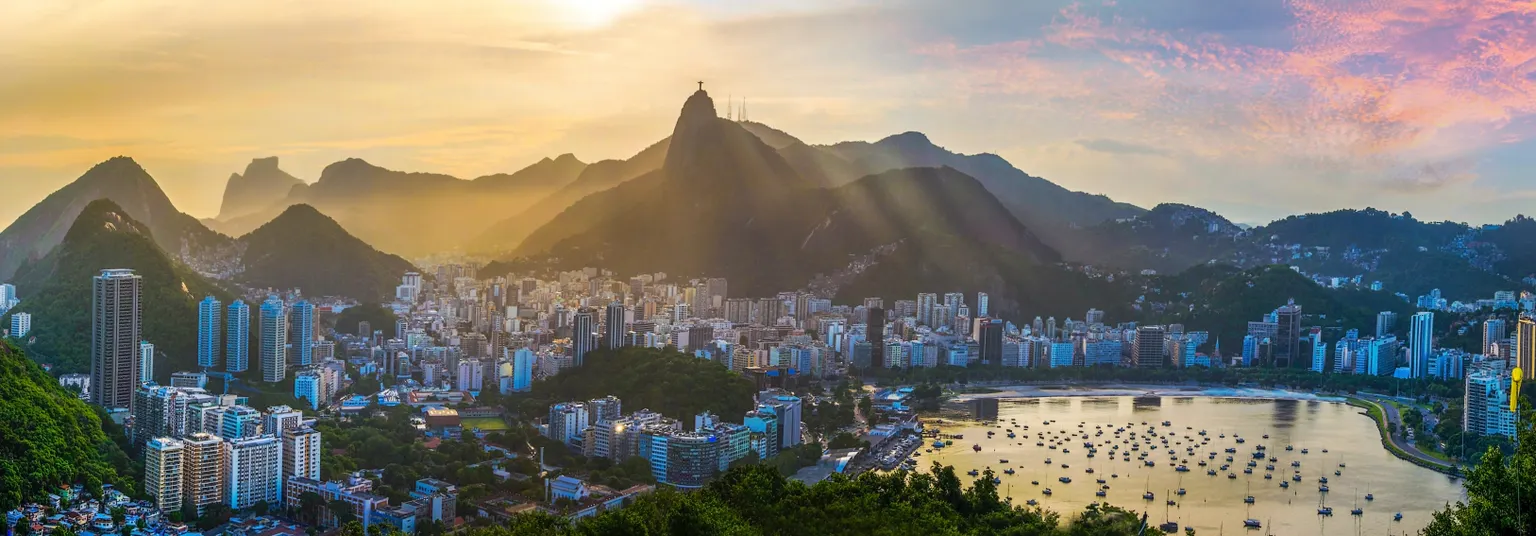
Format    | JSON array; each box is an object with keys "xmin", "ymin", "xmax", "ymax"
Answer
[{"xmin": 558, "ymin": 0, "xmax": 643, "ymax": 27}]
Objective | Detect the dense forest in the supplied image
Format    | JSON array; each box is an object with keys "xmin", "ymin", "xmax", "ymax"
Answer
[
  {"xmin": 511, "ymin": 346, "xmax": 758, "ymax": 420},
  {"xmin": 0, "ymin": 340, "xmax": 135, "ymax": 511}
]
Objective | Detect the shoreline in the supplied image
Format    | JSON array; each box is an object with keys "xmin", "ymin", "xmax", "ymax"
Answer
[{"xmin": 947, "ymin": 384, "xmax": 1348, "ymax": 403}]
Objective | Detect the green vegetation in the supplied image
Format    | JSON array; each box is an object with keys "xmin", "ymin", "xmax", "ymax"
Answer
[
  {"xmin": 314, "ymin": 405, "xmax": 510, "ymax": 503},
  {"xmin": 461, "ymin": 417, "xmax": 511, "ymax": 431},
  {"xmin": 1, "ymin": 200, "xmax": 235, "ymax": 378},
  {"xmin": 1423, "ymin": 401, "xmax": 1535, "ymax": 535},
  {"xmin": 513, "ymin": 346, "xmax": 757, "ymax": 421},
  {"xmin": 460, "ymin": 463, "xmax": 1158, "ymax": 535},
  {"xmin": 238, "ymin": 204, "xmax": 416, "ymax": 301},
  {"xmin": 0, "ymin": 340, "xmax": 135, "ymax": 510},
  {"xmin": 333, "ymin": 303, "xmax": 399, "ymax": 339}
]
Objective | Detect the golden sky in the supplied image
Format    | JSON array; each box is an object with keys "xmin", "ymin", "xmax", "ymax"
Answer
[{"xmin": 3, "ymin": 0, "xmax": 1534, "ymax": 229}]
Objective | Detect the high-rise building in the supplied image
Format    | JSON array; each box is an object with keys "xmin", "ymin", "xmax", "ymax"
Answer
[
  {"xmin": 975, "ymin": 293, "xmax": 989, "ymax": 318},
  {"xmin": 282, "ymin": 426, "xmax": 322, "ymax": 486},
  {"xmin": 198, "ymin": 296, "xmax": 222, "ymax": 369},
  {"xmin": 867, "ymin": 307, "xmax": 885, "ymax": 369},
  {"xmin": 144, "ymin": 437, "xmax": 185, "ymax": 513},
  {"xmin": 1464, "ymin": 370, "xmax": 1517, "ymax": 438},
  {"xmin": 8, "ymin": 311, "xmax": 30, "ymax": 338},
  {"xmin": 182, "ymin": 432, "xmax": 225, "ymax": 518},
  {"xmin": 1517, "ymin": 316, "xmax": 1536, "ymax": 381},
  {"xmin": 457, "ymin": 359, "xmax": 483, "ymax": 392},
  {"xmin": 1409, "ymin": 311, "xmax": 1434, "ymax": 378},
  {"xmin": 978, "ymin": 320, "xmax": 1003, "ymax": 367},
  {"xmin": 91, "ymin": 269, "xmax": 142, "ymax": 410},
  {"xmin": 1376, "ymin": 311, "xmax": 1398, "ymax": 338},
  {"xmin": 1274, "ymin": 301, "xmax": 1302, "ymax": 368},
  {"xmin": 511, "ymin": 348, "xmax": 534, "ymax": 392},
  {"xmin": 294, "ymin": 369, "xmax": 324, "ymax": 410},
  {"xmin": 573, "ymin": 308, "xmax": 596, "ymax": 367},
  {"xmin": 227, "ymin": 300, "xmax": 251, "ymax": 373},
  {"xmin": 260, "ymin": 297, "xmax": 288, "ymax": 383},
  {"xmin": 916, "ymin": 293, "xmax": 937, "ymax": 327},
  {"xmin": 588, "ymin": 395, "xmax": 623, "ymax": 424},
  {"xmin": 291, "ymin": 300, "xmax": 315, "ymax": 366},
  {"xmin": 1134, "ymin": 326, "xmax": 1166, "ymax": 368},
  {"xmin": 139, "ymin": 341, "xmax": 155, "ymax": 384},
  {"xmin": 1085, "ymin": 308, "xmax": 1105, "ymax": 326},
  {"xmin": 1483, "ymin": 318, "xmax": 1508, "ymax": 357},
  {"xmin": 547, "ymin": 402, "xmax": 589, "ymax": 445},
  {"xmin": 225, "ymin": 435, "xmax": 282, "ymax": 510},
  {"xmin": 604, "ymin": 302, "xmax": 626, "ymax": 350}
]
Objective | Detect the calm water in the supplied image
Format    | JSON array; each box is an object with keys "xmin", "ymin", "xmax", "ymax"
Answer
[{"xmin": 921, "ymin": 396, "xmax": 1465, "ymax": 536}]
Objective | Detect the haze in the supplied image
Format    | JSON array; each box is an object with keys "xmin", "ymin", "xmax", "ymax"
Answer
[{"xmin": 2, "ymin": 0, "xmax": 1533, "ymax": 229}]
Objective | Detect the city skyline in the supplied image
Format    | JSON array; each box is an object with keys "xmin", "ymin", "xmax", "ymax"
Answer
[{"xmin": 3, "ymin": 0, "xmax": 1535, "ymax": 230}]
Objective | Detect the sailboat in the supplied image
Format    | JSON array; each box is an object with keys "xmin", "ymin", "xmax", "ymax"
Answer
[
  {"xmin": 1243, "ymin": 481, "xmax": 1255, "ymax": 504},
  {"xmin": 1243, "ymin": 499, "xmax": 1261, "ymax": 529},
  {"xmin": 1350, "ymin": 491, "xmax": 1363, "ymax": 516},
  {"xmin": 1317, "ymin": 494, "xmax": 1334, "ymax": 516},
  {"xmin": 1143, "ymin": 475, "xmax": 1155, "ymax": 501},
  {"xmin": 1159, "ymin": 490, "xmax": 1179, "ymax": 533}
]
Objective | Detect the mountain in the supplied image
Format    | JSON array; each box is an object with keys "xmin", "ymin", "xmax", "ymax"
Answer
[
  {"xmin": 469, "ymin": 139, "xmax": 670, "ymax": 255},
  {"xmin": 0, "ymin": 157, "xmax": 232, "ymax": 281},
  {"xmin": 1056, "ymin": 203, "xmax": 1248, "ymax": 273},
  {"xmin": 493, "ymin": 89, "xmax": 1060, "ymax": 302},
  {"xmin": 822, "ymin": 132, "xmax": 1146, "ymax": 235},
  {"xmin": 207, "ymin": 155, "xmax": 588, "ymax": 255},
  {"xmin": 238, "ymin": 204, "xmax": 417, "ymax": 301},
  {"xmin": 1, "ymin": 200, "xmax": 236, "ymax": 378},
  {"xmin": 216, "ymin": 156, "xmax": 304, "ymax": 221},
  {"xmin": 0, "ymin": 339, "xmax": 135, "ymax": 511}
]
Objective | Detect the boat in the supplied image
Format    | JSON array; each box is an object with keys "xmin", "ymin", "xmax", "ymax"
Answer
[
  {"xmin": 1096, "ymin": 489, "xmax": 1107, "ymax": 497},
  {"xmin": 1244, "ymin": 496, "xmax": 1255, "ymax": 504},
  {"xmin": 1042, "ymin": 488, "xmax": 1053, "ymax": 496},
  {"xmin": 1207, "ymin": 469, "xmax": 1218, "ymax": 476},
  {"xmin": 1318, "ymin": 506, "xmax": 1333, "ymax": 516},
  {"xmin": 968, "ymin": 469, "xmax": 980, "ymax": 476},
  {"xmin": 1025, "ymin": 499, "xmax": 1037, "ymax": 506},
  {"xmin": 1143, "ymin": 491, "xmax": 1155, "ymax": 500},
  {"xmin": 1395, "ymin": 512, "xmax": 1403, "ymax": 521},
  {"xmin": 1293, "ymin": 474, "xmax": 1302, "ymax": 482},
  {"xmin": 1228, "ymin": 473, "xmax": 1238, "ymax": 479},
  {"xmin": 1243, "ymin": 519, "xmax": 1262, "ymax": 529},
  {"xmin": 1335, "ymin": 470, "xmax": 1341, "ymax": 476},
  {"xmin": 973, "ymin": 444, "xmax": 982, "ymax": 452},
  {"xmin": 1004, "ymin": 468, "xmax": 1015, "ymax": 475},
  {"xmin": 1279, "ymin": 481, "xmax": 1289, "ymax": 489},
  {"xmin": 1319, "ymin": 484, "xmax": 1330, "ymax": 492},
  {"xmin": 1263, "ymin": 473, "xmax": 1273, "ymax": 480},
  {"xmin": 1285, "ymin": 445, "xmax": 1293, "ymax": 451},
  {"xmin": 1031, "ymin": 480, "xmax": 1039, "ymax": 485},
  {"xmin": 1301, "ymin": 448, "xmax": 1309, "ymax": 454},
  {"xmin": 1000, "ymin": 459, "xmax": 1009, "ymax": 463},
  {"xmin": 1059, "ymin": 476, "xmax": 1072, "ymax": 483},
  {"xmin": 1320, "ymin": 476, "xmax": 1329, "ymax": 484}
]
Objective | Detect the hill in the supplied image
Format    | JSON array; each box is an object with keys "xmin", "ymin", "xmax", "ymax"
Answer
[
  {"xmin": 518, "ymin": 346, "xmax": 757, "ymax": 420},
  {"xmin": 0, "ymin": 157, "xmax": 232, "ymax": 281},
  {"xmin": 0, "ymin": 200, "xmax": 236, "ymax": 378},
  {"xmin": 1056, "ymin": 203, "xmax": 1248, "ymax": 273},
  {"xmin": 496, "ymin": 90, "xmax": 1058, "ymax": 297},
  {"xmin": 208, "ymin": 156, "xmax": 586, "ymax": 256},
  {"xmin": 1150, "ymin": 264, "xmax": 1415, "ymax": 355},
  {"xmin": 217, "ymin": 156, "xmax": 304, "ymax": 221},
  {"xmin": 822, "ymin": 132, "xmax": 1145, "ymax": 235},
  {"xmin": 469, "ymin": 139, "xmax": 671, "ymax": 255},
  {"xmin": 238, "ymin": 204, "xmax": 417, "ymax": 301},
  {"xmin": 0, "ymin": 340, "xmax": 135, "ymax": 511}
]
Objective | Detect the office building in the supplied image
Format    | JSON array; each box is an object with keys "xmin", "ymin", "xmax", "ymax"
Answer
[
  {"xmin": 573, "ymin": 308, "xmax": 595, "ymax": 367},
  {"xmin": 978, "ymin": 320, "xmax": 1003, "ymax": 367},
  {"xmin": 1409, "ymin": 311, "xmax": 1434, "ymax": 378},
  {"xmin": 227, "ymin": 300, "xmax": 251, "ymax": 373},
  {"xmin": 144, "ymin": 437, "xmax": 185, "ymax": 513},
  {"xmin": 976, "ymin": 293, "xmax": 989, "ymax": 318},
  {"xmin": 510, "ymin": 348, "xmax": 534, "ymax": 392},
  {"xmin": 260, "ymin": 297, "xmax": 288, "ymax": 382},
  {"xmin": 91, "ymin": 269, "xmax": 142, "ymax": 410},
  {"xmin": 604, "ymin": 302, "xmax": 627, "ymax": 350},
  {"xmin": 225, "ymin": 435, "xmax": 282, "ymax": 510},
  {"xmin": 170, "ymin": 371, "xmax": 208, "ymax": 389},
  {"xmin": 291, "ymin": 300, "xmax": 315, "ymax": 366},
  {"xmin": 916, "ymin": 293, "xmax": 937, "ymax": 327},
  {"xmin": 198, "ymin": 296, "xmax": 222, "ymax": 369},
  {"xmin": 867, "ymin": 307, "xmax": 885, "ymax": 369},
  {"xmin": 1134, "ymin": 326, "xmax": 1166, "ymax": 368},
  {"xmin": 9, "ymin": 311, "xmax": 30, "ymax": 338},
  {"xmin": 294, "ymin": 370, "xmax": 325, "ymax": 410},
  {"xmin": 1274, "ymin": 302, "xmax": 1301, "ymax": 368}
]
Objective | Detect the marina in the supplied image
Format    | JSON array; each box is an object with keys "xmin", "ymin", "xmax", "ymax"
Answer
[{"xmin": 921, "ymin": 396, "xmax": 1464, "ymax": 535}]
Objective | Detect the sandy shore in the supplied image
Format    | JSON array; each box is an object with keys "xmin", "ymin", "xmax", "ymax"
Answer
[{"xmin": 948, "ymin": 384, "xmax": 1348, "ymax": 403}]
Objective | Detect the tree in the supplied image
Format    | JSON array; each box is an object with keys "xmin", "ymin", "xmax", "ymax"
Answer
[
  {"xmin": 1423, "ymin": 400, "xmax": 1535, "ymax": 535},
  {"xmin": 329, "ymin": 499, "xmax": 357, "ymax": 526}
]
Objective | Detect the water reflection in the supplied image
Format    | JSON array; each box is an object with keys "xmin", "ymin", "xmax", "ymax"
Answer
[{"xmin": 925, "ymin": 396, "xmax": 1463, "ymax": 536}]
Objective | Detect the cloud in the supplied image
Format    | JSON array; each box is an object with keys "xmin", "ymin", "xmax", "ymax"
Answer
[{"xmin": 1076, "ymin": 138, "xmax": 1167, "ymax": 156}]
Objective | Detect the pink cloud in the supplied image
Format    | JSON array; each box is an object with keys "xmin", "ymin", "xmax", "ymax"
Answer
[{"xmin": 923, "ymin": 0, "xmax": 1536, "ymax": 189}]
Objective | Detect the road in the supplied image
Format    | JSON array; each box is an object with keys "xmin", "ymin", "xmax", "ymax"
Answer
[{"xmin": 1357, "ymin": 394, "xmax": 1454, "ymax": 472}]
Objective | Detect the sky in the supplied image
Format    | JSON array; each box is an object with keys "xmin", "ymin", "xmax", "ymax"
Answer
[{"xmin": 1, "ymin": 0, "xmax": 1533, "ymax": 228}]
